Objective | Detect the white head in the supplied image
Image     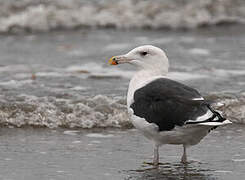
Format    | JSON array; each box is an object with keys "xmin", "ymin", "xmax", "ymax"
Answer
[{"xmin": 109, "ymin": 45, "xmax": 169, "ymax": 75}]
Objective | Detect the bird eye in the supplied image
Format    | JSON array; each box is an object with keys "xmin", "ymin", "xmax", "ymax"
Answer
[{"xmin": 140, "ymin": 51, "xmax": 148, "ymax": 56}]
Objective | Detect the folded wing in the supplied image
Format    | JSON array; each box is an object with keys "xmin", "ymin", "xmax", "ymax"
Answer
[{"xmin": 130, "ymin": 78, "xmax": 226, "ymax": 131}]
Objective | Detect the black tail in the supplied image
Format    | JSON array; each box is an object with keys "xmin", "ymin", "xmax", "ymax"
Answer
[{"xmin": 206, "ymin": 104, "xmax": 226, "ymax": 122}]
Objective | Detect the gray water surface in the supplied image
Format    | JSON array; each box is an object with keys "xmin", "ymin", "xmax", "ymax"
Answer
[
  {"xmin": 0, "ymin": 124, "xmax": 244, "ymax": 180},
  {"xmin": 0, "ymin": 26, "xmax": 245, "ymax": 98}
]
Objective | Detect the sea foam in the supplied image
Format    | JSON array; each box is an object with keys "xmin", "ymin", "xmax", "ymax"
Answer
[
  {"xmin": 0, "ymin": 92, "xmax": 244, "ymax": 129},
  {"xmin": 0, "ymin": 0, "xmax": 245, "ymax": 33}
]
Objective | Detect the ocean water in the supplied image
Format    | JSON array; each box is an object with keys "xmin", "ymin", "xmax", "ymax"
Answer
[
  {"xmin": 0, "ymin": 26, "xmax": 245, "ymax": 128},
  {"xmin": 0, "ymin": 2, "xmax": 245, "ymax": 179},
  {"xmin": 0, "ymin": 0, "xmax": 245, "ymax": 33}
]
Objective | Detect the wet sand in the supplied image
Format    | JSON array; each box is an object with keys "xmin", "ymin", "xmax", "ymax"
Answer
[{"xmin": 0, "ymin": 124, "xmax": 244, "ymax": 180}]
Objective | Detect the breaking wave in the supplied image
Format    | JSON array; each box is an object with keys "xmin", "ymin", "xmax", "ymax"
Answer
[
  {"xmin": 0, "ymin": 94, "xmax": 131, "ymax": 129},
  {"xmin": 0, "ymin": 93, "xmax": 244, "ymax": 129},
  {"xmin": 0, "ymin": 0, "xmax": 245, "ymax": 33},
  {"xmin": 206, "ymin": 93, "xmax": 245, "ymax": 124}
]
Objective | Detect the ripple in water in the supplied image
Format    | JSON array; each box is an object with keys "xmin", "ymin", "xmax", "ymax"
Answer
[{"xmin": 125, "ymin": 162, "xmax": 215, "ymax": 180}]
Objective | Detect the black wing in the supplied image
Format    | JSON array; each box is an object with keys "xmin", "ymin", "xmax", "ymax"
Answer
[{"xmin": 130, "ymin": 78, "xmax": 224, "ymax": 131}]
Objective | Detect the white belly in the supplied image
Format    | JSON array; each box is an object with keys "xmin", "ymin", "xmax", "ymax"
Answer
[{"xmin": 129, "ymin": 109, "xmax": 211, "ymax": 146}]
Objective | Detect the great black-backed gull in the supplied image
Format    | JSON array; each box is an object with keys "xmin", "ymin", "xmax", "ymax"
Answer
[{"xmin": 108, "ymin": 45, "xmax": 231, "ymax": 166}]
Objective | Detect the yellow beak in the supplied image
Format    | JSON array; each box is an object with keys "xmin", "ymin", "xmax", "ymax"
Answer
[{"xmin": 108, "ymin": 56, "xmax": 118, "ymax": 65}]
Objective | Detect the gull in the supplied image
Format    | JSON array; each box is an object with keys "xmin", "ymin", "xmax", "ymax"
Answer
[{"xmin": 109, "ymin": 45, "xmax": 231, "ymax": 166}]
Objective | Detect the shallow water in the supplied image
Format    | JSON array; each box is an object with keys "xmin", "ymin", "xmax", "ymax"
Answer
[
  {"xmin": 0, "ymin": 2, "xmax": 244, "ymax": 180},
  {"xmin": 1, "ymin": 26, "xmax": 245, "ymax": 96},
  {"xmin": 0, "ymin": 124, "xmax": 244, "ymax": 180}
]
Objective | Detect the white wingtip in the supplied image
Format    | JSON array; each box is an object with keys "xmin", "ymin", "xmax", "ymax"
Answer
[
  {"xmin": 222, "ymin": 119, "xmax": 232, "ymax": 125},
  {"xmin": 198, "ymin": 119, "xmax": 232, "ymax": 126}
]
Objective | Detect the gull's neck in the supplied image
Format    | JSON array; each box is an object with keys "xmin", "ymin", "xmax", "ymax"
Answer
[{"xmin": 133, "ymin": 69, "xmax": 164, "ymax": 83}]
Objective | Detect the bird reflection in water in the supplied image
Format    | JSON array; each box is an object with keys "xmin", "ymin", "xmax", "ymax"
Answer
[{"xmin": 126, "ymin": 162, "xmax": 215, "ymax": 180}]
